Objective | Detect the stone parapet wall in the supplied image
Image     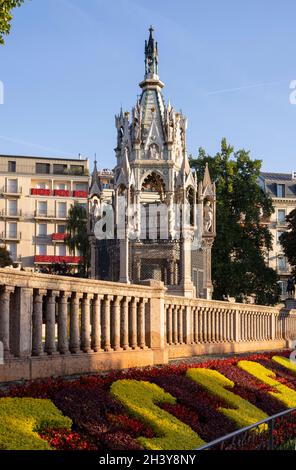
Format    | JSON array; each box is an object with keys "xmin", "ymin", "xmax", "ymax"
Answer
[{"xmin": 0, "ymin": 269, "xmax": 295, "ymax": 382}]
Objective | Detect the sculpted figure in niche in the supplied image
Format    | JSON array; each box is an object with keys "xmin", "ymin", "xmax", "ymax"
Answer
[
  {"xmin": 149, "ymin": 143, "xmax": 160, "ymax": 160},
  {"xmin": 90, "ymin": 199, "xmax": 101, "ymax": 229},
  {"xmin": 203, "ymin": 199, "xmax": 213, "ymax": 232}
]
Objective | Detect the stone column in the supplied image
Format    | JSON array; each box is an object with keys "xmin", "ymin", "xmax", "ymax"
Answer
[
  {"xmin": 32, "ymin": 289, "xmax": 46, "ymax": 356},
  {"xmin": 113, "ymin": 295, "xmax": 122, "ymax": 351},
  {"xmin": 45, "ymin": 291, "xmax": 57, "ymax": 355},
  {"xmin": 178, "ymin": 306, "xmax": 184, "ymax": 344},
  {"xmin": 57, "ymin": 291, "xmax": 70, "ymax": 354},
  {"xmin": 121, "ymin": 296, "xmax": 131, "ymax": 350},
  {"xmin": 119, "ymin": 238, "xmax": 130, "ymax": 284},
  {"xmin": 130, "ymin": 297, "xmax": 138, "ymax": 349},
  {"xmin": 174, "ymin": 262, "xmax": 179, "ymax": 286},
  {"xmin": 70, "ymin": 293, "xmax": 82, "ymax": 353},
  {"xmin": 135, "ymin": 258, "xmax": 141, "ymax": 282},
  {"xmin": 81, "ymin": 293, "xmax": 91, "ymax": 353},
  {"xmin": 180, "ymin": 231, "xmax": 196, "ymax": 297},
  {"xmin": 173, "ymin": 305, "xmax": 178, "ymax": 344},
  {"xmin": 91, "ymin": 294, "xmax": 102, "ymax": 352},
  {"xmin": 0, "ymin": 286, "xmax": 14, "ymax": 356}
]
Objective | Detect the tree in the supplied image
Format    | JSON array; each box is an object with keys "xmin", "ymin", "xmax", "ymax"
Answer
[
  {"xmin": 65, "ymin": 204, "xmax": 90, "ymax": 278},
  {"xmin": 190, "ymin": 138, "xmax": 280, "ymax": 305},
  {"xmin": 0, "ymin": 0, "xmax": 25, "ymax": 44},
  {"xmin": 0, "ymin": 246, "xmax": 13, "ymax": 267},
  {"xmin": 280, "ymin": 209, "xmax": 296, "ymax": 278}
]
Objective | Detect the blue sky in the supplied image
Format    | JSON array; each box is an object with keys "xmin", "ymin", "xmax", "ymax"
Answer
[{"xmin": 0, "ymin": 0, "xmax": 295, "ymax": 172}]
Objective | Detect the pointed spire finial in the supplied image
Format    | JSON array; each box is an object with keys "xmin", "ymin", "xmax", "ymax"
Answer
[
  {"xmin": 203, "ymin": 162, "xmax": 212, "ymax": 189},
  {"xmin": 145, "ymin": 25, "xmax": 158, "ymax": 78}
]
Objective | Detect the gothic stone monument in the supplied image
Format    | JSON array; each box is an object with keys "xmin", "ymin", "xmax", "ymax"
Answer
[{"xmin": 89, "ymin": 27, "xmax": 216, "ymax": 299}]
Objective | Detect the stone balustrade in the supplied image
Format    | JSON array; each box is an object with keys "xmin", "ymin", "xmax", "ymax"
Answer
[{"xmin": 0, "ymin": 269, "xmax": 295, "ymax": 382}]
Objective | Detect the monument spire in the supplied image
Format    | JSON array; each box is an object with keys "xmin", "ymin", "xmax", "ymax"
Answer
[{"xmin": 144, "ymin": 25, "xmax": 158, "ymax": 79}]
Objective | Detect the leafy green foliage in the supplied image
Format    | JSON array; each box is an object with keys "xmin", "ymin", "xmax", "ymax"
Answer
[
  {"xmin": 190, "ymin": 138, "xmax": 280, "ymax": 305},
  {"xmin": 65, "ymin": 204, "xmax": 90, "ymax": 278},
  {"xmin": 111, "ymin": 379, "xmax": 205, "ymax": 450},
  {"xmin": 0, "ymin": 246, "xmax": 13, "ymax": 267},
  {"xmin": 0, "ymin": 0, "xmax": 25, "ymax": 44},
  {"xmin": 0, "ymin": 397, "xmax": 72, "ymax": 450},
  {"xmin": 279, "ymin": 208, "xmax": 296, "ymax": 278}
]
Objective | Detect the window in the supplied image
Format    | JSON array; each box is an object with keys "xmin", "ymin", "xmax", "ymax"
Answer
[
  {"xmin": 37, "ymin": 201, "xmax": 47, "ymax": 216},
  {"xmin": 276, "ymin": 184, "xmax": 285, "ymax": 198},
  {"xmin": 277, "ymin": 230, "xmax": 285, "ymax": 244},
  {"xmin": 74, "ymin": 183, "xmax": 88, "ymax": 191},
  {"xmin": 7, "ymin": 179, "xmax": 18, "ymax": 193},
  {"xmin": 57, "ymin": 245, "xmax": 66, "ymax": 256},
  {"xmin": 57, "ymin": 202, "xmax": 67, "ymax": 218},
  {"xmin": 36, "ymin": 163, "xmax": 50, "ymax": 174},
  {"xmin": 36, "ymin": 245, "xmax": 47, "ymax": 256},
  {"xmin": 57, "ymin": 225, "xmax": 66, "ymax": 234},
  {"xmin": 7, "ymin": 199, "xmax": 17, "ymax": 216},
  {"xmin": 36, "ymin": 182, "xmax": 48, "ymax": 189},
  {"xmin": 7, "ymin": 222, "xmax": 17, "ymax": 238},
  {"xmin": 7, "ymin": 243, "xmax": 17, "ymax": 261},
  {"xmin": 8, "ymin": 161, "xmax": 16, "ymax": 173},
  {"xmin": 70, "ymin": 165, "xmax": 84, "ymax": 175},
  {"xmin": 53, "ymin": 164, "xmax": 67, "ymax": 175},
  {"xmin": 55, "ymin": 183, "xmax": 66, "ymax": 190},
  {"xmin": 38, "ymin": 223, "xmax": 47, "ymax": 236},
  {"xmin": 277, "ymin": 209, "xmax": 286, "ymax": 224},
  {"xmin": 278, "ymin": 255, "xmax": 287, "ymax": 271}
]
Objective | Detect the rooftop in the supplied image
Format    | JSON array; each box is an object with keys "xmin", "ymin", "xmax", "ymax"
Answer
[{"xmin": 0, "ymin": 154, "xmax": 89, "ymax": 162}]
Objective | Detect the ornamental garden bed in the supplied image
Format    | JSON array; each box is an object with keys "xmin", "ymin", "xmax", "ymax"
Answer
[{"xmin": 0, "ymin": 351, "xmax": 296, "ymax": 451}]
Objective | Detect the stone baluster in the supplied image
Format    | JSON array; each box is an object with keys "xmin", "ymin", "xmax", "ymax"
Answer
[
  {"xmin": 32, "ymin": 289, "xmax": 46, "ymax": 356},
  {"xmin": 130, "ymin": 297, "xmax": 138, "ymax": 349},
  {"xmin": 81, "ymin": 293, "xmax": 91, "ymax": 353},
  {"xmin": 206, "ymin": 308, "xmax": 211, "ymax": 342},
  {"xmin": 91, "ymin": 294, "xmax": 102, "ymax": 352},
  {"xmin": 0, "ymin": 286, "xmax": 14, "ymax": 356},
  {"xmin": 45, "ymin": 291, "xmax": 57, "ymax": 355},
  {"xmin": 183, "ymin": 304, "xmax": 192, "ymax": 345},
  {"xmin": 173, "ymin": 305, "xmax": 178, "ymax": 344},
  {"xmin": 102, "ymin": 295, "xmax": 113, "ymax": 351},
  {"xmin": 121, "ymin": 296, "xmax": 131, "ymax": 350},
  {"xmin": 70, "ymin": 293, "xmax": 82, "ymax": 353},
  {"xmin": 57, "ymin": 291, "xmax": 70, "ymax": 354},
  {"xmin": 167, "ymin": 305, "xmax": 173, "ymax": 344},
  {"xmin": 138, "ymin": 298, "xmax": 147, "ymax": 349},
  {"xmin": 215, "ymin": 309, "xmax": 219, "ymax": 342},
  {"xmin": 113, "ymin": 295, "xmax": 122, "ymax": 351},
  {"xmin": 178, "ymin": 306, "xmax": 183, "ymax": 344}
]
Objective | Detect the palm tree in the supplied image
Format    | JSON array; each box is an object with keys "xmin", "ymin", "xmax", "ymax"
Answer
[{"xmin": 65, "ymin": 204, "xmax": 90, "ymax": 277}]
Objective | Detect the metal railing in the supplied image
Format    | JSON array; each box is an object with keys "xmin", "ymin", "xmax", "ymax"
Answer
[{"xmin": 196, "ymin": 407, "xmax": 296, "ymax": 450}]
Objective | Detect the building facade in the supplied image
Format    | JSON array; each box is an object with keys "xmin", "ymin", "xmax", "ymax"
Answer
[
  {"xmin": 89, "ymin": 28, "xmax": 216, "ymax": 298},
  {"xmin": 259, "ymin": 171, "xmax": 296, "ymax": 298},
  {"xmin": 0, "ymin": 155, "xmax": 89, "ymax": 270}
]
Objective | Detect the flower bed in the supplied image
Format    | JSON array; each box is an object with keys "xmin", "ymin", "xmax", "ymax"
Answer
[{"xmin": 1, "ymin": 351, "xmax": 296, "ymax": 451}]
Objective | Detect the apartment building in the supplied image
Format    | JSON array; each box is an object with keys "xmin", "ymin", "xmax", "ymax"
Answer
[
  {"xmin": 259, "ymin": 171, "xmax": 296, "ymax": 298},
  {"xmin": 0, "ymin": 155, "xmax": 89, "ymax": 270}
]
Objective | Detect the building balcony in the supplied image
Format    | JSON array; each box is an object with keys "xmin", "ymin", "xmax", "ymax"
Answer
[
  {"xmin": 73, "ymin": 190, "xmax": 88, "ymax": 198},
  {"xmin": 34, "ymin": 211, "xmax": 67, "ymax": 220},
  {"xmin": 54, "ymin": 189, "xmax": 70, "ymax": 197},
  {"xmin": 0, "ymin": 209, "xmax": 22, "ymax": 219},
  {"xmin": 52, "ymin": 233, "xmax": 69, "ymax": 241},
  {"xmin": 31, "ymin": 188, "xmax": 51, "ymax": 196},
  {"xmin": 34, "ymin": 255, "xmax": 82, "ymax": 265},
  {"xmin": 0, "ymin": 231, "xmax": 21, "ymax": 241},
  {"xmin": 0, "ymin": 186, "xmax": 22, "ymax": 197}
]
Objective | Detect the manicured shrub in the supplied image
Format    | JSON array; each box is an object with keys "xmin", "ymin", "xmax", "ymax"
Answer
[
  {"xmin": 111, "ymin": 379, "xmax": 205, "ymax": 450},
  {"xmin": 186, "ymin": 368, "xmax": 267, "ymax": 430},
  {"xmin": 238, "ymin": 361, "xmax": 296, "ymax": 408},
  {"xmin": 272, "ymin": 356, "xmax": 296, "ymax": 375},
  {"xmin": 0, "ymin": 398, "xmax": 72, "ymax": 450}
]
